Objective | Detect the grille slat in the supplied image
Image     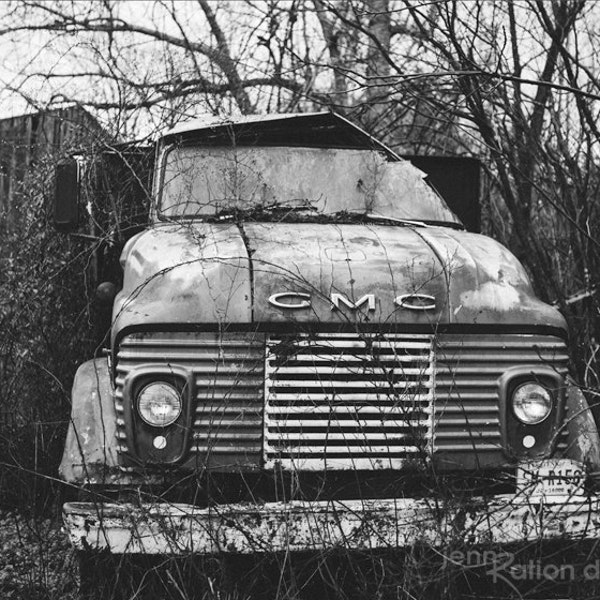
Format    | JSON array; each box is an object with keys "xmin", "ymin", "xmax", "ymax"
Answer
[
  {"xmin": 119, "ymin": 351, "xmax": 263, "ymax": 361},
  {"xmin": 267, "ymin": 366, "xmax": 430, "ymax": 376},
  {"xmin": 119, "ymin": 338, "xmax": 259, "ymax": 348},
  {"xmin": 192, "ymin": 432, "xmax": 262, "ymax": 441},
  {"xmin": 267, "ymin": 393, "xmax": 431, "ymax": 401},
  {"xmin": 437, "ymin": 354, "xmax": 569, "ymax": 362},
  {"xmin": 267, "ymin": 421, "xmax": 426, "ymax": 430},
  {"xmin": 437, "ymin": 366, "xmax": 567, "ymax": 375},
  {"xmin": 270, "ymin": 446, "xmax": 423, "ymax": 453},
  {"xmin": 193, "ymin": 445, "xmax": 261, "ymax": 454},
  {"xmin": 195, "ymin": 379, "xmax": 263, "ymax": 387},
  {"xmin": 439, "ymin": 339, "xmax": 568, "ymax": 348},
  {"xmin": 267, "ymin": 403, "xmax": 429, "ymax": 411},
  {"xmin": 268, "ymin": 380, "xmax": 428, "ymax": 389},
  {"xmin": 267, "ymin": 432, "xmax": 425, "ymax": 441},
  {"xmin": 272, "ymin": 355, "xmax": 427, "ymax": 364},
  {"xmin": 195, "ymin": 419, "xmax": 263, "ymax": 427},
  {"xmin": 271, "ymin": 340, "xmax": 431, "ymax": 349},
  {"xmin": 435, "ymin": 443, "xmax": 501, "ymax": 451},
  {"xmin": 195, "ymin": 397, "xmax": 262, "ymax": 405}
]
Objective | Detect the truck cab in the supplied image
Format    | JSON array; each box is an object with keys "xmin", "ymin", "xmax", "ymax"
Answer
[{"xmin": 57, "ymin": 112, "xmax": 600, "ymax": 592}]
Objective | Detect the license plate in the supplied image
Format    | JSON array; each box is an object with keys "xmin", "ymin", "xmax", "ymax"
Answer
[{"xmin": 516, "ymin": 458, "xmax": 585, "ymax": 499}]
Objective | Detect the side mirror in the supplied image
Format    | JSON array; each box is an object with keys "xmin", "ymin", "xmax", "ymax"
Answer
[{"xmin": 53, "ymin": 157, "xmax": 81, "ymax": 232}]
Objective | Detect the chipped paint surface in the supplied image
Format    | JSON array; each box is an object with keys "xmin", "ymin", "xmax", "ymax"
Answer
[
  {"xmin": 112, "ymin": 222, "xmax": 252, "ymax": 340},
  {"xmin": 63, "ymin": 493, "xmax": 600, "ymax": 555},
  {"xmin": 248, "ymin": 223, "xmax": 566, "ymax": 328},
  {"xmin": 59, "ymin": 359, "xmax": 121, "ymax": 485},
  {"xmin": 58, "ymin": 358, "xmax": 163, "ymax": 486},
  {"xmin": 564, "ymin": 379, "xmax": 600, "ymax": 471},
  {"xmin": 459, "ymin": 281, "xmax": 522, "ymax": 312},
  {"xmin": 114, "ymin": 221, "xmax": 567, "ymax": 335},
  {"xmin": 416, "ymin": 227, "xmax": 567, "ymax": 328},
  {"xmin": 249, "ymin": 223, "xmax": 447, "ymax": 325}
]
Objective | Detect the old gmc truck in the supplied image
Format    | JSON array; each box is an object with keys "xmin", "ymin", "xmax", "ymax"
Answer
[{"xmin": 55, "ymin": 112, "xmax": 600, "ymax": 593}]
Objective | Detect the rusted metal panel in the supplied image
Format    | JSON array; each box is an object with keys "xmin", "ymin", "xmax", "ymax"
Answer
[
  {"xmin": 63, "ymin": 492, "xmax": 600, "ymax": 555},
  {"xmin": 248, "ymin": 222, "xmax": 449, "ymax": 325},
  {"xmin": 417, "ymin": 227, "xmax": 567, "ymax": 328},
  {"xmin": 245, "ymin": 223, "xmax": 567, "ymax": 329},
  {"xmin": 112, "ymin": 223, "xmax": 252, "ymax": 337},
  {"xmin": 111, "ymin": 220, "xmax": 567, "ymax": 335},
  {"xmin": 563, "ymin": 380, "xmax": 600, "ymax": 474},
  {"xmin": 59, "ymin": 359, "xmax": 142, "ymax": 486}
]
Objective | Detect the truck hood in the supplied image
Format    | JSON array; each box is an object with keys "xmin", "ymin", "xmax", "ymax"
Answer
[{"xmin": 112, "ymin": 222, "xmax": 566, "ymax": 338}]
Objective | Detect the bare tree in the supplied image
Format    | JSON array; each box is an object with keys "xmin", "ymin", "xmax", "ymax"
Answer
[{"xmin": 2, "ymin": 2, "xmax": 600, "ymax": 362}]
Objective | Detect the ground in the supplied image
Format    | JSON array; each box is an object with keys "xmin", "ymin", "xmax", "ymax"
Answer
[{"xmin": 0, "ymin": 510, "xmax": 77, "ymax": 599}]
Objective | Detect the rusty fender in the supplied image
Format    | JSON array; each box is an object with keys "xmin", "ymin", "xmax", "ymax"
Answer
[
  {"xmin": 564, "ymin": 379, "xmax": 600, "ymax": 478},
  {"xmin": 63, "ymin": 494, "xmax": 600, "ymax": 555},
  {"xmin": 59, "ymin": 358, "xmax": 122, "ymax": 486},
  {"xmin": 58, "ymin": 358, "xmax": 159, "ymax": 487}
]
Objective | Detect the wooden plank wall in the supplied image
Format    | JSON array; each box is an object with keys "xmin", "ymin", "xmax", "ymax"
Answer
[{"xmin": 0, "ymin": 106, "xmax": 103, "ymax": 235}]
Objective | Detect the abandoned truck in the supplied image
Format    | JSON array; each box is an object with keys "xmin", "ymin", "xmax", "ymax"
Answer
[{"xmin": 56, "ymin": 113, "xmax": 600, "ymax": 564}]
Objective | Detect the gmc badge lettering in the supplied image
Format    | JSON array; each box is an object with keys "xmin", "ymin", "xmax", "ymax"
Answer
[{"xmin": 268, "ymin": 292, "xmax": 436, "ymax": 311}]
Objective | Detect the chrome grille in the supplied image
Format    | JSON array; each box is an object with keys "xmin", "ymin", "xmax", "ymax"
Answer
[
  {"xmin": 264, "ymin": 333, "xmax": 434, "ymax": 470},
  {"xmin": 115, "ymin": 330, "xmax": 570, "ymax": 471},
  {"xmin": 115, "ymin": 332, "xmax": 265, "ymax": 466},
  {"xmin": 435, "ymin": 334, "xmax": 569, "ymax": 455}
]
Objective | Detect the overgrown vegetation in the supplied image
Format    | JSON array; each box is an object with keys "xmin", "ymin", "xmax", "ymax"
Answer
[{"xmin": 0, "ymin": 153, "xmax": 93, "ymax": 494}]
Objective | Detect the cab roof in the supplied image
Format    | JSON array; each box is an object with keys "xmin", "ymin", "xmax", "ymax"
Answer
[{"xmin": 160, "ymin": 111, "xmax": 400, "ymax": 160}]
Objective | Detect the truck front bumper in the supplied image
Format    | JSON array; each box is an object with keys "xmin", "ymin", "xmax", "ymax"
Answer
[{"xmin": 63, "ymin": 494, "xmax": 600, "ymax": 554}]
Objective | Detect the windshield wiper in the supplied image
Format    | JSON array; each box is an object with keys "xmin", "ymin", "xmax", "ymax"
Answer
[
  {"xmin": 336, "ymin": 211, "xmax": 465, "ymax": 229},
  {"xmin": 333, "ymin": 211, "xmax": 421, "ymax": 226},
  {"xmin": 363, "ymin": 213, "xmax": 428, "ymax": 226},
  {"xmin": 213, "ymin": 200, "xmax": 318, "ymax": 221},
  {"xmin": 262, "ymin": 200, "xmax": 319, "ymax": 212}
]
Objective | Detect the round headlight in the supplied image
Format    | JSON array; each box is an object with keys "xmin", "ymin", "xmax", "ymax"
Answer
[
  {"xmin": 512, "ymin": 383, "xmax": 552, "ymax": 425},
  {"xmin": 137, "ymin": 382, "xmax": 182, "ymax": 427}
]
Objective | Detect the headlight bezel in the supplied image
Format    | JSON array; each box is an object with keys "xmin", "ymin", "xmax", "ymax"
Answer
[
  {"xmin": 122, "ymin": 364, "xmax": 195, "ymax": 464},
  {"xmin": 498, "ymin": 366, "xmax": 566, "ymax": 459}
]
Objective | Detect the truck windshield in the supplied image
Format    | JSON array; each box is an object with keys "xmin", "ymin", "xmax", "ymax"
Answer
[{"xmin": 158, "ymin": 145, "xmax": 461, "ymax": 225}]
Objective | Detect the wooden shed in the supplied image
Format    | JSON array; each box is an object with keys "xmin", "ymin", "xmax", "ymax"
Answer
[{"xmin": 0, "ymin": 106, "xmax": 105, "ymax": 235}]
